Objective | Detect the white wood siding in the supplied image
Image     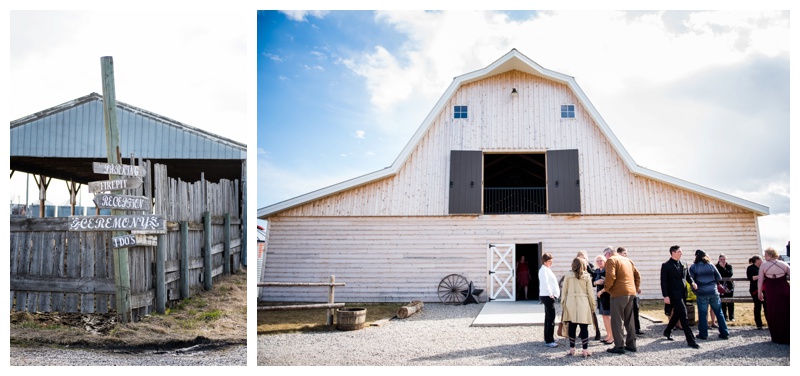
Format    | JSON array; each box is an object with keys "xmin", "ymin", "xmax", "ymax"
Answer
[
  {"xmin": 277, "ymin": 70, "xmax": 747, "ymax": 217},
  {"xmin": 260, "ymin": 213, "xmax": 760, "ymax": 302}
]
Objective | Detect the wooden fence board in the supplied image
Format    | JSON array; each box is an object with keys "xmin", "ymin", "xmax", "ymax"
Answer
[{"xmin": 10, "ymin": 160, "xmax": 241, "ymax": 319}]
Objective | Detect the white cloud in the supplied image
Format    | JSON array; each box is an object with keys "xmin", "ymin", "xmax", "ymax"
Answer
[
  {"xmin": 341, "ymin": 10, "xmax": 788, "ymax": 115},
  {"xmin": 265, "ymin": 53, "xmax": 283, "ymax": 62},
  {"xmin": 280, "ymin": 10, "xmax": 330, "ymax": 22},
  {"xmin": 354, "ymin": 130, "xmax": 366, "ymax": 139},
  {"xmin": 310, "ymin": 51, "xmax": 327, "ymax": 60},
  {"xmin": 340, "ymin": 153, "xmax": 348, "ymax": 158}
]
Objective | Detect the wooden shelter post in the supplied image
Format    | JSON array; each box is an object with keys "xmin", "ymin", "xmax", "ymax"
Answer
[
  {"xmin": 32, "ymin": 174, "xmax": 50, "ymax": 218},
  {"xmin": 101, "ymin": 56, "xmax": 132, "ymax": 324}
]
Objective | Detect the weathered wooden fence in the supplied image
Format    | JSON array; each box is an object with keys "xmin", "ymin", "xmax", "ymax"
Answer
[
  {"xmin": 257, "ymin": 276, "xmax": 345, "ymax": 325},
  {"xmin": 10, "ymin": 161, "xmax": 242, "ymax": 322}
]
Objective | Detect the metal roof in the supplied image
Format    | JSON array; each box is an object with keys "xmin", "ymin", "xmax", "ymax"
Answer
[
  {"xmin": 11, "ymin": 93, "xmax": 245, "ymax": 159},
  {"xmin": 10, "ymin": 93, "xmax": 246, "ymax": 183},
  {"xmin": 258, "ymin": 49, "xmax": 769, "ymax": 218}
]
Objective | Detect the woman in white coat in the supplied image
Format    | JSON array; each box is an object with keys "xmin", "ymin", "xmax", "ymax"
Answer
[{"xmin": 560, "ymin": 257, "xmax": 597, "ymax": 357}]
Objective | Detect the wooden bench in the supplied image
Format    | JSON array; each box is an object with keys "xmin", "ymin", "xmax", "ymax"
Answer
[{"xmin": 718, "ymin": 277, "xmax": 755, "ymax": 304}]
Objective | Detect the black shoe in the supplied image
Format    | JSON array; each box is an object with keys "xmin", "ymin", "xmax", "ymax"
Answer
[
  {"xmin": 663, "ymin": 329, "xmax": 674, "ymax": 341},
  {"xmin": 719, "ymin": 334, "xmax": 729, "ymax": 340},
  {"xmin": 606, "ymin": 347, "xmax": 625, "ymax": 354},
  {"xmin": 688, "ymin": 342, "xmax": 701, "ymax": 349},
  {"xmin": 697, "ymin": 335, "xmax": 708, "ymax": 340},
  {"xmin": 636, "ymin": 330, "xmax": 645, "ymax": 335},
  {"xmin": 594, "ymin": 335, "xmax": 601, "ymax": 341},
  {"xmin": 624, "ymin": 346, "xmax": 637, "ymax": 352}
]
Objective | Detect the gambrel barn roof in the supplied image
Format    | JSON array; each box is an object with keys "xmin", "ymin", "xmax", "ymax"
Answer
[
  {"xmin": 10, "ymin": 92, "xmax": 246, "ymax": 184},
  {"xmin": 258, "ymin": 49, "xmax": 768, "ymax": 218}
]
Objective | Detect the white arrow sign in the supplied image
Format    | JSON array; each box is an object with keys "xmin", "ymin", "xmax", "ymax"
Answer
[
  {"xmin": 93, "ymin": 162, "xmax": 146, "ymax": 177},
  {"xmin": 88, "ymin": 177, "xmax": 143, "ymax": 193},
  {"xmin": 93, "ymin": 193, "xmax": 151, "ymax": 211}
]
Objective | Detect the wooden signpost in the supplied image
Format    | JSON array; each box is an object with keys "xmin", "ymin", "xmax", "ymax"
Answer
[
  {"xmin": 93, "ymin": 193, "xmax": 151, "ymax": 211},
  {"xmin": 68, "ymin": 214, "xmax": 166, "ymax": 232},
  {"xmin": 93, "ymin": 162, "xmax": 147, "ymax": 177},
  {"xmin": 88, "ymin": 177, "xmax": 143, "ymax": 193},
  {"xmin": 111, "ymin": 234, "xmax": 158, "ymax": 249}
]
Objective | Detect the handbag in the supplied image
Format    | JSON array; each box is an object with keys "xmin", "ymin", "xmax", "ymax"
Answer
[
  {"xmin": 557, "ymin": 321, "xmax": 567, "ymax": 337},
  {"xmin": 716, "ymin": 282, "xmax": 727, "ymax": 294}
]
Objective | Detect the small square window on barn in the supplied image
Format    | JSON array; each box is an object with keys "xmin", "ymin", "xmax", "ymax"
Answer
[
  {"xmin": 561, "ymin": 104, "xmax": 575, "ymax": 119},
  {"xmin": 454, "ymin": 105, "xmax": 468, "ymax": 119}
]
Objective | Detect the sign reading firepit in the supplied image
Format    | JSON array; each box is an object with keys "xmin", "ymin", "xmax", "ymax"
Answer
[{"xmin": 88, "ymin": 177, "xmax": 143, "ymax": 193}]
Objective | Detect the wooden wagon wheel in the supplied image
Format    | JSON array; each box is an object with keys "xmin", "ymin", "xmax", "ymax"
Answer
[{"xmin": 437, "ymin": 274, "xmax": 470, "ymax": 304}]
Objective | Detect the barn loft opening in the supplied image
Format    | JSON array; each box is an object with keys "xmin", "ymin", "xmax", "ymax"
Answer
[{"xmin": 484, "ymin": 154, "xmax": 546, "ymax": 214}]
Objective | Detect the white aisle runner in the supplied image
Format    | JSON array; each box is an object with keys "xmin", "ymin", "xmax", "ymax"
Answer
[{"xmin": 471, "ymin": 300, "xmax": 547, "ymax": 327}]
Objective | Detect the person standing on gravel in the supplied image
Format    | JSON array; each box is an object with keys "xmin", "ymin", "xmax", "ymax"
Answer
[
  {"xmin": 689, "ymin": 250, "xmax": 730, "ymax": 341},
  {"xmin": 603, "ymin": 247, "xmax": 641, "ymax": 354},
  {"xmin": 577, "ymin": 250, "xmax": 601, "ymax": 340},
  {"xmin": 539, "ymin": 253, "xmax": 560, "ymax": 348},
  {"xmin": 715, "ymin": 254, "xmax": 735, "ymax": 323},
  {"xmin": 746, "ymin": 255, "xmax": 765, "ymax": 330},
  {"xmin": 561, "ymin": 257, "xmax": 596, "ymax": 357},
  {"xmin": 660, "ymin": 245, "xmax": 701, "ymax": 349}
]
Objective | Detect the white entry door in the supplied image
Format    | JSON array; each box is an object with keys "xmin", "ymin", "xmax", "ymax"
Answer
[{"xmin": 488, "ymin": 243, "xmax": 516, "ymax": 301}]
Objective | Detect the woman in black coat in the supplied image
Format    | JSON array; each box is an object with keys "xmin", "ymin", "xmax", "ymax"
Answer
[
  {"xmin": 715, "ymin": 254, "xmax": 735, "ymax": 322},
  {"xmin": 746, "ymin": 255, "xmax": 764, "ymax": 329}
]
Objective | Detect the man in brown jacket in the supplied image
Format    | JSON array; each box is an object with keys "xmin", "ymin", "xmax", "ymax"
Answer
[{"xmin": 603, "ymin": 247, "xmax": 641, "ymax": 354}]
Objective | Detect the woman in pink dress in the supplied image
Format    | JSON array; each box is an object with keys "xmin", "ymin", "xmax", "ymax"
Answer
[{"xmin": 517, "ymin": 255, "xmax": 531, "ymax": 300}]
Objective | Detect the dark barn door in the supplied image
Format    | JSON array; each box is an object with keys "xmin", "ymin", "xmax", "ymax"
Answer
[
  {"xmin": 546, "ymin": 149, "xmax": 581, "ymax": 213},
  {"xmin": 449, "ymin": 150, "xmax": 483, "ymax": 215}
]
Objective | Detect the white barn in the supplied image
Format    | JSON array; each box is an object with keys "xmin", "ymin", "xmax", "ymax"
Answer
[{"xmin": 258, "ymin": 49, "xmax": 768, "ymax": 303}]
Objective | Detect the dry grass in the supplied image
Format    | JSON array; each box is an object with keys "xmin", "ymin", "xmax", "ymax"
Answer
[
  {"xmin": 257, "ymin": 302, "xmax": 404, "ymax": 334},
  {"xmin": 10, "ymin": 268, "xmax": 248, "ymax": 348},
  {"xmin": 638, "ymin": 299, "xmax": 766, "ymax": 327}
]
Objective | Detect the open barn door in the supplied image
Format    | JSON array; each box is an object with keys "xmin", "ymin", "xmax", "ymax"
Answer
[{"xmin": 488, "ymin": 243, "xmax": 516, "ymax": 301}]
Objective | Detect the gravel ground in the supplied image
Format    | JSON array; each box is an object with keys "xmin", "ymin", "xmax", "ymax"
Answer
[
  {"xmin": 10, "ymin": 344, "xmax": 247, "ymax": 366},
  {"xmin": 258, "ymin": 303, "xmax": 790, "ymax": 366}
]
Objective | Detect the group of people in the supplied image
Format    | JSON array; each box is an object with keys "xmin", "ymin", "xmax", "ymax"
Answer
[
  {"xmin": 538, "ymin": 246, "xmax": 642, "ymax": 356},
  {"xmin": 536, "ymin": 245, "xmax": 790, "ymax": 356}
]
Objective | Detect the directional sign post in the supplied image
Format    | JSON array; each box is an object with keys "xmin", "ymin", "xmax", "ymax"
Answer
[
  {"xmin": 93, "ymin": 161, "xmax": 147, "ymax": 177},
  {"xmin": 112, "ymin": 234, "xmax": 158, "ymax": 249},
  {"xmin": 93, "ymin": 193, "xmax": 151, "ymax": 211},
  {"xmin": 68, "ymin": 215, "xmax": 166, "ymax": 233},
  {"xmin": 88, "ymin": 177, "xmax": 143, "ymax": 194}
]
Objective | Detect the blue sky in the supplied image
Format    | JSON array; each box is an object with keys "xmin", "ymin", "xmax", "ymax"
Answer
[{"xmin": 257, "ymin": 10, "xmax": 791, "ymax": 251}]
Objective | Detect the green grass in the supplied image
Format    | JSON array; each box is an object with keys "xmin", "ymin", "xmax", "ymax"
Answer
[{"xmin": 638, "ymin": 299, "xmax": 766, "ymax": 327}]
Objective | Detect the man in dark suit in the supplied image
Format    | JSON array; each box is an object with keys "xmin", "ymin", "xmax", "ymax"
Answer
[{"xmin": 660, "ymin": 245, "xmax": 700, "ymax": 349}]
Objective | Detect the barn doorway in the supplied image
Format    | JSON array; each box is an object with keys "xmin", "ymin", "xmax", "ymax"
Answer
[
  {"xmin": 515, "ymin": 243, "xmax": 541, "ymax": 301},
  {"xmin": 484, "ymin": 153, "xmax": 547, "ymax": 214}
]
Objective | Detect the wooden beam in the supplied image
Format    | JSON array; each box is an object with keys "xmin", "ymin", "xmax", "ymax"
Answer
[{"xmin": 101, "ymin": 55, "xmax": 131, "ymax": 324}]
